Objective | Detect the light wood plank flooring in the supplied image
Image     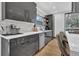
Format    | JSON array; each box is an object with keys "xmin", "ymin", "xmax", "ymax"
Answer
[{"xmin": 34, "ymin": 38, "xmax": 61, "ymax": 56}]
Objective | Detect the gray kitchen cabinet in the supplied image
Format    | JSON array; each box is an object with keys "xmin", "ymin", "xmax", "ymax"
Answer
[
  {"xmin": 46, "ymin": 14, "xmax": 54, "ymax": 37},
  {"xmin": 0, "ymin": 2, "xmax": 2, "ymax": 56},
  {"xmin": 3, "ymin": 2, "xmax": 36, "ymax": 22},
  {"xmin": 47, "ymin": 15, "xmax": 53, "ymax": 30},
  {"xmin": 1, "ymin": 34, "xmax": 39, "ymax": 56},
  {"xmin": 0, "ymin": 2, "xmax": 2, "ymax": 19},
  {"xmin": 38, "ymin": 31, "xmax": 52, "ymax": 50},
  {"xmin": 72, "ymin": 2, "xmax": 79, "ymax": 13},
  {"xmin": 45, "ymin": 32, "xmax": 52, "ymax": 44},
  {"xmin": 39, "ymin": 33, "xmax": 45, "ymax": 49}
]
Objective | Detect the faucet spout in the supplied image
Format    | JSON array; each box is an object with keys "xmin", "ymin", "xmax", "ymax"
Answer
[{"xmin": 1, "ymin": 26, "xmax": 4, "ymax": 31}]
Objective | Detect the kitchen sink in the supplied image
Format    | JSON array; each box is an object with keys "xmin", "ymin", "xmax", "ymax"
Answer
[{"xmin": 2, "ymin": 33, "xmax": 22, "ymax": 36}]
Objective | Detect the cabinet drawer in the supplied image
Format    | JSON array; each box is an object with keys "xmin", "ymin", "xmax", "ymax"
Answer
[
  {"xmin": 24, "ymin": 34, "xmax": 39, "ymax": 43},
  {"xmin": 10, "ymin": 34, "xmax": 39, "ymax": 56},
  {"xmin": 10, "ymin": 34, "xmax": 38, "ymax": 48},
  {"xmin": 10, "ymin": 39, "xmax": 17, "ymax": 47}
]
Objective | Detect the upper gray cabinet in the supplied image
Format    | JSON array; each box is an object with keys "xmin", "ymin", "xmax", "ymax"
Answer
[
  {"xmin": 4, "ymin": 2, "xmax": 36, "ymax": 22},
  {"xmin": 72, "ymin": 2, "xmax": 79, "ymax": 13},
  {"xmin": 0, "ymin": 2, "xmax": 2, "ymax": 20}
]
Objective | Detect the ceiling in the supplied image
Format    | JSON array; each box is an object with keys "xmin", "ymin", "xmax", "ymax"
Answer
[{"xmin": 36, "ymin": 2, "xmax": 72, "ymax": 16}]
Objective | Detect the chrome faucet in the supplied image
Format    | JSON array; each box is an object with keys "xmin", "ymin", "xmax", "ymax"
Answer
[{"xmin": 1, "ymin": 25, "xmax": 4, "ymax": 31}]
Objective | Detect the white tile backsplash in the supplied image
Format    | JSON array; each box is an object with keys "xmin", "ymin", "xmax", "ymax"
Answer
[{"xmin": 1, "ymin": 19, "xmax": 34, "ymax": 33}]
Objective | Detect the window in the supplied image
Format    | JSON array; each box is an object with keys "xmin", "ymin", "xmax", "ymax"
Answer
[
  {"xmin": 65, "ymin": 13, "xmax": 79, "ymax": 30},
  {"xmin": 35, "ymin": 15, "xmax": 44, "ymax": 25}
]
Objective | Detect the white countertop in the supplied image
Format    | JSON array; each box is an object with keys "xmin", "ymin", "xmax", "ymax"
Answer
[
  {"xmin": 66, "ymin": 27, "xmax": 79, "ymax": 30},
  {"xmin": 0, "ymin": 30, "xmax": 52, "ymax": 40}
]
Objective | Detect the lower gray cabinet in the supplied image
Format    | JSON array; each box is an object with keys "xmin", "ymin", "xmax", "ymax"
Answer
[
  {"xmin": 10, "ymin": 34, "xmax": 39, "ymax": 56},
  {"xmin": 45, "ymin": 32, "xmax": 52, "ymax": 44}
]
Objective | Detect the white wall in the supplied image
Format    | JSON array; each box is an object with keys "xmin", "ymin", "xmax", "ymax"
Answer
[{"xmin": 54, "ymin": 13, "xmax": 65, "ymax": 37}]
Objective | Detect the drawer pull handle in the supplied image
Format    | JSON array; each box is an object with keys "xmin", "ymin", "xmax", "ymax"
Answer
[
  {"xmin": 26, "ymin": 41, "xmax": 30, "ymax": 43},
  {"xmin": 21, "ymin": 43, "xmax": 25, "ymax": 45}
]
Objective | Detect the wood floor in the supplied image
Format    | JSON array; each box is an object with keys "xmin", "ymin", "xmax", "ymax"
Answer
[{"xmin": 34, "ymin": 38, "xmax": 61, "ymax": 56}]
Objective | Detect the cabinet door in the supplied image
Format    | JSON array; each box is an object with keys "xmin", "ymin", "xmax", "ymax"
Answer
[
  {"xmin": 45, "ymin": 32, "xmax": 52, "ymax": 44},
  {"xmin": 47, "ymin": 15, "xmax": 53, "ymax": 37},
  {"xmin": 5, "ymin": 2, "xmax": 36, "ymax": 22},
  {"xmin": 47, "ymin": 15, "xmax": 53, "ymax": 30},
  {"xmin": 39, "ymin": 33, "xmax": 45, "ymax": 49},
  {"xmin": 72, "ymin": 2, "xmax": 79, "ymax": 12},
  {"xmin": 0, "ymin": 2, "xmax": 1, "ymax": 56},
  {"xmin": 29, "ymin": 3, "xmax": 37, "ymax": 22},
  {"xmin": 76, "ymin": 2, "xmax": 79, "ymax": 12},
  {"xmin": 10, "ymin": 34, "xmax": 39, "ymax": 56},
  {"xmin": 0, "ymin": 2, "xmax": 2, "ymax": 20}
]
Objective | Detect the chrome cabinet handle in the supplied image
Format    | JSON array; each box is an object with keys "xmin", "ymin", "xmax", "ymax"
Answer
[
  {"xmin": 26, "ymin": 41, "xmax": 30, "ymax": 43},
  {"xmin": 20, "ymin": 42, "xmax": 25, "ymax": 45}
]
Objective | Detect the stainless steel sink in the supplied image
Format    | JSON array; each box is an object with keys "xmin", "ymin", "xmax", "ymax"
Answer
[{"xmin": 2, "ymin": 33, "xmax": 22, "ymax": 36}]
